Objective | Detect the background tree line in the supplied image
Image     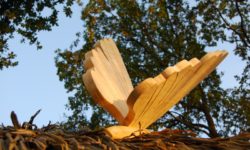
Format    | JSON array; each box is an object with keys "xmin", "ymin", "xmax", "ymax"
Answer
[{"xmin": 1, "ymin": 0, "xmax": 249, "ymax": 138}]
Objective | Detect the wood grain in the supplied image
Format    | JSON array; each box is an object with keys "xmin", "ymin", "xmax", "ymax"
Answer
[
  {"xmin": 83, "ymin": 39, "xmax": 133, "ymax": 124},
  {"xmin": 82, "ymin": 38, "xmax": 228, "ymax": 129},
  {"xmin": 123, "ymin": 51, "xmax": 228, "ymax": 128}
]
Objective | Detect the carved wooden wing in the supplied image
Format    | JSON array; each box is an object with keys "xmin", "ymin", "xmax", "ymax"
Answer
[
  {"xmin": 83, "ymin": 38, "xmax": 228, "ymax": 129},
  {"xmin": 83, "ymin": 39, "xmax": 133, "ymax": 124},
  {"xmin": 123, "ymin": 51, "xmax": 228, "ymax": 128}
]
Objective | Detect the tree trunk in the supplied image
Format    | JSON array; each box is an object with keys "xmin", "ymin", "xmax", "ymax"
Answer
[{"xmin": 200, "ymin": 86, "xmax": 220, "ymax": 138}]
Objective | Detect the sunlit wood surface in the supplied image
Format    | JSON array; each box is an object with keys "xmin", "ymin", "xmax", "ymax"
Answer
[{"xmin": 83, "ymin": 38, "xmax": 228, "ymax": 129}]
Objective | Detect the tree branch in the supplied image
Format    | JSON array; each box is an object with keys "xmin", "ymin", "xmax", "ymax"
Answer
[
  {"xmin": 211, "ymin": 2, "xmax": 250, "ymax": 48},
  {"xmin": 167, "ymin": 111, "xmax": 210, "ymax": 136},
  {"xmin": 11, "ymin": 111, "xmax": 21, "ymax": 129},
  {"xmin": 199, "ymin": 86, "xmax": 220, "ymax": 138},
  {"xmin": 234, "ymin": 0, "xmax": 250, "ymax": 44},
  {"xmin": 170, "ymin": 111, "xmax": 209, "ymax": 130}
]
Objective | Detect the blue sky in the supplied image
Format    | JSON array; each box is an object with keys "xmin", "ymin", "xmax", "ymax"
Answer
[{"xmin": 0, "ymin": 4, "xmax": 246, "ymax": 127}]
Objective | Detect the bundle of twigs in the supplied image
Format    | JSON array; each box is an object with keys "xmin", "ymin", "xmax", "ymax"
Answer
[{"xmin": 0, "ymin": 111, "xmax": 249, "ymax": 150}]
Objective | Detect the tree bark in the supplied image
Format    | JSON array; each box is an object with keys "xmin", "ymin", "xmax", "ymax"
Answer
[{"xmin": 200, "ymin": 86, "xmax": 220, "ymax": 138}]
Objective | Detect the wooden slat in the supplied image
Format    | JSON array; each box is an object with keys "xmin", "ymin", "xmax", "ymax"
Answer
[
  {"xmin": 123, "ymin": 78, "xmax": 159, "ymax": 125},
  {"xmin": 140, "ymin": 58, "xmax": 201, "ymax": 128},
  {"xmin": 82, "ymin": 39, "xmax": 133, "ymax": 124},
  {"xmin": 151, "ymin": 51, "xmax": 228, "ymax": 126},
  {"xmin": 124, "ymin": 59, "xmax": 200, "ymax": 128},
  {"xmin": 123, "ymin": 51, "xmax": 228, "ymax": 128},
  {"xmin": 95, "ymin": 39, "xmax": 133, "ymax": 96}
]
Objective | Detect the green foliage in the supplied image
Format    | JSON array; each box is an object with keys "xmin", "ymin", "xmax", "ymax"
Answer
[
  {"xmin": 196, "ymin": 0, "xmax": 250, "ymax": 136},
  {"xmin": 56, "ymin": 0, "xmax": 249, "ymax": 137},
  {"xmin": 0, "ymin": 0, "xmax": 74, "ymax": 70},
  {"xmin": 197, "ymin": 0, "xmax": 250, "ymax": 89}
]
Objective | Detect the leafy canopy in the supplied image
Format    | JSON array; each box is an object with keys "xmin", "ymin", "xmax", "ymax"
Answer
[
  {"xmin": 56, "ymin": 0, "xmax": 249, "ymax": 137},
  {"xmin": 0, "ymin": 0, "xmax": 74, "ymax": 70}
]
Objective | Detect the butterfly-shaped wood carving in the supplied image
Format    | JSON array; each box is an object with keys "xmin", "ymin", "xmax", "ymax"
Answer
[{"xmin": 83, "ymin": 38, "xmax": 228, "ymax": 134}]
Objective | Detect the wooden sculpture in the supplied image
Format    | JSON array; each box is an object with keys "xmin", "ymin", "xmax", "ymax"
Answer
[{"xmin": 83, "ymin": 38, "xmax": 228, "ymax": 139}]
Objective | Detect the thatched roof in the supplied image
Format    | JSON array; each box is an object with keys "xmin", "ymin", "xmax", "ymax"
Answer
[
  {"xmin": 1, "ymin": 111, "xmax": 249, "ymax": 150},
  {"xmin": 1, "ymin": 125, "xmax": 249, "ymax": 150}
]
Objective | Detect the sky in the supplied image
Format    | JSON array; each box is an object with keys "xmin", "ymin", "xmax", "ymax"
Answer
[{"xmin": 0, "ymin": 4, "xmax": 246, "ymax": 127}]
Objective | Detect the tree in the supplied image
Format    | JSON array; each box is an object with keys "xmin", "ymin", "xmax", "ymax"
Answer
[
  {"xmin": 196, "ymin": 0, "xmax": 250, "ymax": 136},
  {"xmin": 56, "ymin": 0, "xmax": 249, "ymax": 137},
  {"xmin": 0, "ymin": 0, "xmax": 74, "ymax": 70}
]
